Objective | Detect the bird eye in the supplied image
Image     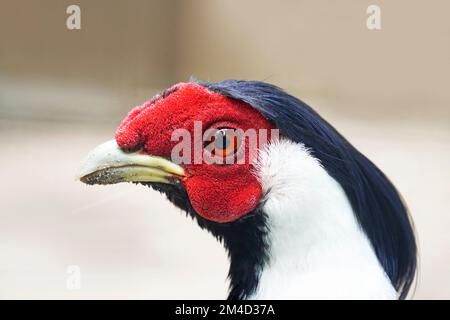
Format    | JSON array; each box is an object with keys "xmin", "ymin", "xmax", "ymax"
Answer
[{"xmin": 204, "ymin": 128, "xmax": 241, "ymax": 159}]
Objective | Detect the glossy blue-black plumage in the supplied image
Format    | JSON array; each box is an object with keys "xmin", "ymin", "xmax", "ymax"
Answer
[{"xmin": 200, "ymin": 80, "xmax": 417, "ymax": 299}]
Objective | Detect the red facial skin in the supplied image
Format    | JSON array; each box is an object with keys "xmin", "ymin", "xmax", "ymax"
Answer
[{"xmin": 115, "ymin": 83, "xmax": 275, "ymax": 223}]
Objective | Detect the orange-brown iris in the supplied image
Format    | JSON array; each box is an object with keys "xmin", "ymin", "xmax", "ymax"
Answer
[{"xmin": 205, "ymin": 128, "xmax": 241, "ymax": 159}]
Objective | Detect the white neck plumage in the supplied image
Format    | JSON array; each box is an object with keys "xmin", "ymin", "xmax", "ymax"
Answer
[{"xmin": 250, "ymin": 139, "xmax": 397, "ymax": 299}]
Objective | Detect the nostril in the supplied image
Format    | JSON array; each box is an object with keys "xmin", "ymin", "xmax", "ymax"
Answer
[{"xmin": 122, "ymin": 143, "xmax": 144, "ymax": 153}]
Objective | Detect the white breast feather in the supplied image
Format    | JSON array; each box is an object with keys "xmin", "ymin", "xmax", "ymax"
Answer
[{"xmin": 249, "ymin": 138, "xmax": 397, "ymax": 299}]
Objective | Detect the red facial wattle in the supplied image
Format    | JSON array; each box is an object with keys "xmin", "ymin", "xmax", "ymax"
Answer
[{"xmin": 115, "ymin": 83, "xmax": 275, "ymax": 223}]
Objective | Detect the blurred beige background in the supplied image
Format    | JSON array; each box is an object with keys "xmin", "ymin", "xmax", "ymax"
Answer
[{"xmin": 0, "ymin": 0, "xmax": 449, "ymax": 299}]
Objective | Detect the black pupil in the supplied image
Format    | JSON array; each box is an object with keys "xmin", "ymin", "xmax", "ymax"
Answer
[{"xmin": 215, "ymin": 130, "xmax": 229, "ymax": 150}]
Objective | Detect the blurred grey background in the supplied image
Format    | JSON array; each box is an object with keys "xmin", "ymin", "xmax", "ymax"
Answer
[{"xmin": 0, "ymin": 0, "xmax": 449, "ymax": 299}]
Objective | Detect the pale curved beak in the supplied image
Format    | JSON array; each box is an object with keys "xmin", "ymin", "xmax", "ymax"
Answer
[{"xmin": 77, "ymin": 140, "xmax": 185, "ymax": 185}]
